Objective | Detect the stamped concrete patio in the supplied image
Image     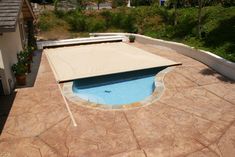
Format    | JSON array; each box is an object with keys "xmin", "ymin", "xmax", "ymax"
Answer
[{"xmin": 0, "ymin": 42, "xmax": 235, "ymax": 157}]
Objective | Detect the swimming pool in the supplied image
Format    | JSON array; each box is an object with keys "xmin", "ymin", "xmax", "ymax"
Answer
[{"xmin": 72, "ymin": 68, "xmax": 163, "ymax": 106}]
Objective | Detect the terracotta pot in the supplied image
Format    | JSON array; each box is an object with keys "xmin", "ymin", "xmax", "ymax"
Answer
[
  {"xmin": 129, "ymin": 39, "xmax": 135, "ymax": 43},
  {"xmin": 15, "ymin": 74, "xmax": 26, "ymax": 86},
  {"xmin": 129, "ymin": 37, "xmax": 135, "ymax": 43}
]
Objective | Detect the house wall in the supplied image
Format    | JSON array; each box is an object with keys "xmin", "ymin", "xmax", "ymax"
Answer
[
  {"xmin": 0, "ymin": 49, "xmax": 7, "ymax": 95},
  {"xmin": 0, "ymin": 23, "xmax": 23, "ymax": 95}
]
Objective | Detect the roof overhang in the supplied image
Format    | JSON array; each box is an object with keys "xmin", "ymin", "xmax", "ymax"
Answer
[
  {"xmin": 0, "ymin": 0, "xmax": 35, "ymax": 33},
  {"xmin": 0, "ymin": 27, "xmax": 16, "ymax": 33},
  {"xmin": 23, "ymin": 0, "xmax": 36, "ymax": 20}
]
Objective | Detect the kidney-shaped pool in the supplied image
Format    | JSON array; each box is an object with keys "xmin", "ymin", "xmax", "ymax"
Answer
[{"xmin": 72, "ymin": 68, "xmax": 164, "ymax": 106}]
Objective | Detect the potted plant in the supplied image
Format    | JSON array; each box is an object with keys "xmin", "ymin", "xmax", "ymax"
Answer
[
  {"xmin": 27, "ymin": 46, "xmax": 35, "ymax": 62},
  {"xmin": 129, "ymin": 35, "xmax": 135, "ymax": 43},
  {"xmin": 17, "ymin": 50, "xmax": 31, "ymax": 73},
  {"xmin": 12, "ymin": 61, "xmax": 27, "ymax": 86}
]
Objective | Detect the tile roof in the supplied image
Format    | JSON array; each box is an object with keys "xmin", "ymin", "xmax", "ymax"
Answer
[{"xmin": 0, "ymin": 0, "xmax": 22, "ymax": 32}]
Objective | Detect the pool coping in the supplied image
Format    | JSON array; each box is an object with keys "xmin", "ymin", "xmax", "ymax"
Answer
[{"xmin": 63, "ymin": 66, "xmax": 174, "ymax": 110}]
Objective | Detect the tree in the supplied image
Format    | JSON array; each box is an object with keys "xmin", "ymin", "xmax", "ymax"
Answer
[
  {"xmin": 166, "ymin": 0, "xmax": 180, "ymax": 26},
  {"xmin": 27, "ymin": 21, "xmax": 37, "ymax": 49},
  {"xmin": 222, "ymin": 0, "xmax": 235, "ymax": 6},
  {"xmin": 112, "ymin": 0, "xmax": 127, "ymax": 8},
  {"xmin": 198, "ymin": 0, "xmax": 203, "ymax": 38},
  {"xmin": 53, "ymin": 0, "xmax": 60, "ymax": 12},
  {"xmin": 131, "ymin": 0, "xmax": 153, "ymax": 6},
  {"xmin": 75, "ymin": 0, "xmax": 87, "ymax": 9},
  {"xmin": 29, "ymin": 0, "xmax": 53, "ymax": 3},
  {"xmin": 173, "ymin": 0, "xmax": 179, "ymax": 26},
  {"xmin": 93, "ymin": 0, "xmax": 106, "ymax": 10}
]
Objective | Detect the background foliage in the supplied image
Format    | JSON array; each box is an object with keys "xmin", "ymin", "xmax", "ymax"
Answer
[{"xmin": 38, "ymin": 5, "xmax": 235, "ymax": 62}]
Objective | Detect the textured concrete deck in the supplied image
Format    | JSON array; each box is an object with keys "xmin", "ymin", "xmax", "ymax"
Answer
[{"xmin": 0, "ymin": 42, "xmax": 235, "ymax": 157}]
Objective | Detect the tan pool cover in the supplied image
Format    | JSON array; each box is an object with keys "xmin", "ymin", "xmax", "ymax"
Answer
[{"xmin": 45, "ymin": 42, "xmax": 180, "ymax": 82}]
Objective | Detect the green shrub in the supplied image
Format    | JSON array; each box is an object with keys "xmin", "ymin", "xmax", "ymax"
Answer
[
  {"xmin": 155, "ymin": 7, "xmax": 173, "ymax": 24},
  {"xmin": 214, "ymin": 43, "xmax": 235, "ymax": 62},
  {"xmin": 66, "ymin": 10, "xmax": 86, "ymax": 32},
  {"xmin": 38, "ymin": 11, "xmax": 55, "ymax": 31},
  {"xmin": 100, "ymin": 10, "xmax": 112, "ymax": 27},
  {"xmin": 38, "ymin": 11, "xmax": 67, "ymax": 32},
  {"xmin": 105, "ymin": 11, "xmax": 137, "ymax": 33},
  {"xmin": 172, "ymin": 8, "xmax": 198, "ymax": 38},
  {"xmin": 131, "ymin": 0, "xmax": 152, "ymax": 6},
  {"xmin": 86, "ymin": 18, "xmax": 106, "ymax": 32},
  {"xmin": 110, "ymin": 12, "xmax": 123, "ymax": 27},
  {"xmin": 112, "ymin": 0, "xmax": 127, "ymax": 8},
  {"xmin": 37, "ymin": 6, "xmax": 235, "ymax": 62},
  {"xmin": 55, "ymin": 10, "xmax": 66, "ymax": 18},
  {"xmin": 120, "ymin": 14, "xmax": 137, "ymax": 32}
]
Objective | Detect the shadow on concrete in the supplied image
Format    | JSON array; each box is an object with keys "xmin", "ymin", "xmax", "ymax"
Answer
[
  {"xmin": 199, "ymin": 68, "xmax": 235, "ymax": 83},
  {"xmin": 0, "ymin": 50, "xmax": 43, "ymax": 134},
  {"xmin": 0, "ymin": 91, "xmax": 17, "ymax": 135},
  {"xmin": 16, "ymin": 50, "xmax": 42, "ymax": 89}
]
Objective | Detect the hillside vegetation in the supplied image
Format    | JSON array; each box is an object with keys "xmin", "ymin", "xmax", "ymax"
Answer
[{"xmin": 38, "ymin": 5, "xmax": 235, "ymax": 62}]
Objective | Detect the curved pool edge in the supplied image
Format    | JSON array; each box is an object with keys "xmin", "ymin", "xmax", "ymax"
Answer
[{"xmin": 62, "ymin": 67, "xmax": 174, "ymax": 110}]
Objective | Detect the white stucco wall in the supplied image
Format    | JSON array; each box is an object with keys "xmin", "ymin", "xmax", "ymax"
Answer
[
  {"xmin": 0, "ymin": 23, "xmax": 23, "ymax": 95},
  {"xmin": 0, "ymin": 49, "xmax": 5, "ymax": 94}
]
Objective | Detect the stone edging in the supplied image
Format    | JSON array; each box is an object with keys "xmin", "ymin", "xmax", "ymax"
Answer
[
  {"xmin": 90, "ymin": 33, "xmax": 235, "ymax": 81},
  {"xmin": 62, "ymin": 67, "xmax": 174, "ymax": 110}
]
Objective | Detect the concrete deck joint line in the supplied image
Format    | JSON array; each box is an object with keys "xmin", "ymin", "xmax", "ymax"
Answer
[
  {"xmin": 57, "ymin": 83, "xmax": 77, "ymax": 127},
  {"xmin": 211, "ymin": 119, "xmax": 235, "ymax": 145},
  {"xmin": 123, "ymin": 112, "xmax": 142, "ymax": 150},
  {"xmin": 160, "ymin": 101, "xmax": 226, "ymax": 124},
  {"xmin": 142, "ymin": 149, "xmax": 148, "ymax": 157},
  {"xmin": 189, "ymin": 136, "xmax": 223, "ymax": 157},
  {"xmin": 38, "ymin": 136, "xmax": 63, "ymax": 156},
  {"xmin": 202, "ymin": 86, "xmax": 235, "ymax": 106}
]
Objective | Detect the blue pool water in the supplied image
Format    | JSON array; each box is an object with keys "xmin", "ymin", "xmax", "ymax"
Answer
[{"xmin": 72, "ymin": 73, "xmax": 156, "ymax": 105}]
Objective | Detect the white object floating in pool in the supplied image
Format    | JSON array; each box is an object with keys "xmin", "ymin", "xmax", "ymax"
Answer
[{"xmin": 73, "ymin": 75, "xmax": 155, "ymax": 105}]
